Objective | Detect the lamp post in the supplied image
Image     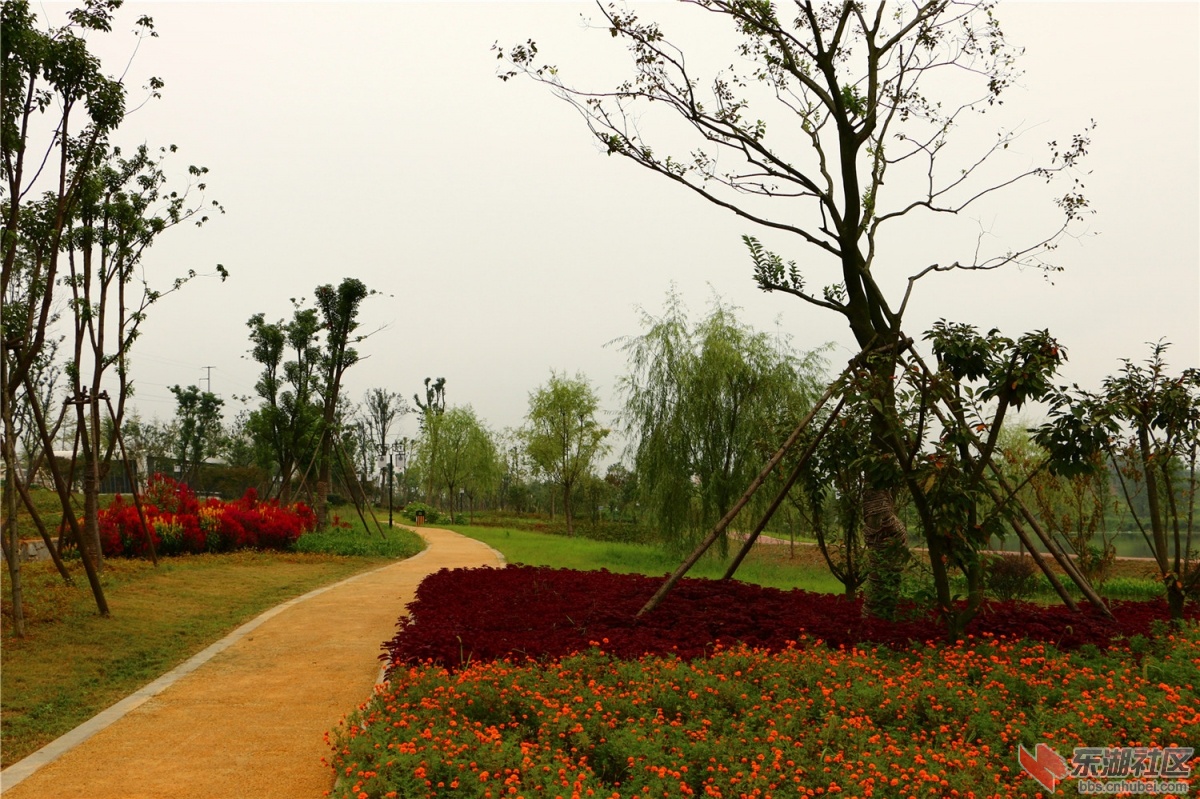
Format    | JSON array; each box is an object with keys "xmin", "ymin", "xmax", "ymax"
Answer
[{"xmin": 388, "ymin": 438, "xmax": 408, "ymax": 528}]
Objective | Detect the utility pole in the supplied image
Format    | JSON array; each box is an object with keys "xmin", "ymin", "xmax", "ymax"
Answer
[{"xmin": 201, "ymin": 366, "xmax": 214, "ymax": 394}]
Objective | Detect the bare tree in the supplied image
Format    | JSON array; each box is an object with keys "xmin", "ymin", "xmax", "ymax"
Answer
[{"xmin": 499, "ymin": 0, "xmax": 1091, "ymax": 617}]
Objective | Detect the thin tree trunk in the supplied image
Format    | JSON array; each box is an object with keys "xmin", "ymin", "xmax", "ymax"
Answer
[
  {"xmin": 15, "ymin": 472, "xmax": 74, "ymax": 584},
  {"xmin": 563, "ymin": 482, "xmax": 573, "ymax": 536},
  {"xmin": 2, "ymin": 410, "xmax": 27, "ymax": 637},
  {"xmin": 27, "ymin": 390, "xmax": 109, "ymax": 615},
  {"xmin": 75, "ymin": 394, "xmax": 105, "ymax": 571}
]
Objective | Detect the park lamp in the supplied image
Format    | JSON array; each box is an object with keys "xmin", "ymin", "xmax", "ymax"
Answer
[{"xmin": 393, "ymin": 438, "xmax": 407, "ymax": 472}]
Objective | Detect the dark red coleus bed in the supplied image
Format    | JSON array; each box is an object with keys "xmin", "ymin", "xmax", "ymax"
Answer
[{"xmin": 382, "ymin": 565, "xmax": 1196, "ymax": 670}]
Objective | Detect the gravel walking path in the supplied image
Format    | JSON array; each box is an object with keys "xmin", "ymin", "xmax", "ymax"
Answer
[{"xmin": 1, "ymin": 526, "xmax": 502, "ymax": 798}]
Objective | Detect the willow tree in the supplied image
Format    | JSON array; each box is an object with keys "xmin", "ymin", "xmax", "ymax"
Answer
[
  {"xmin": 499, "ymin": 0, "xmax": 1091, "ymax": 617},
  {"xmin": 615, "ymin": 290, "xmax": 825, "ymax": 554}
]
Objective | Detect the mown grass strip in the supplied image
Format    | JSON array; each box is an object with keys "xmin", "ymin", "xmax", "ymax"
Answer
[{"xmin": 444, "ymin": 524, "xmax": 845, "ymax": 593}]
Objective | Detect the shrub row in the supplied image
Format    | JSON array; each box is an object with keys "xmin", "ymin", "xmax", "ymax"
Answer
[
  {"xmin": 96, "ymin": 474, "xmax": 316, "ymax": 557},
  {"xmin": 382, "ymin": 565, "xmax": 1198, "ymax": 670}
]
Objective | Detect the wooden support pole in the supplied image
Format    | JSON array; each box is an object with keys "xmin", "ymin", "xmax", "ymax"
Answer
[
  {"xmin": 13, "ymin": 469, "xmax": 75, "ymax": 584},
  {"xmin": 636, "ymin": 377, "xmax": 844, "ymax": 618},
  {"xmin": 990, "ymin": 467, "xmax": 1113, "ymax": 618},
  {"xmin": 333, "ymin": 436, "xmax": 386, "ymax": 540},
  {"xmin": 971, "ymin": 472, "xmax": 1078, "ymax": 610},
  {"xmin": 898, "ymin": 349, "xmax": 1112, "ymax": 618},
  {"xmin": 722, "ymin": 395, "xmax": 846, "ymax": 581}
]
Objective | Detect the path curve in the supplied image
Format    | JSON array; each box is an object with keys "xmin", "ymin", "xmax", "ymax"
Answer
[{"xmin": 1, "ymin": 526, "xmax": 502, "ymax": 798}]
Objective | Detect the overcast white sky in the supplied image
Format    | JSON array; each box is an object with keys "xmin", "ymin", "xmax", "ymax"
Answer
[{"xmin": 31, "ymin": 1, "xmax": 1200, "ymax": 452}]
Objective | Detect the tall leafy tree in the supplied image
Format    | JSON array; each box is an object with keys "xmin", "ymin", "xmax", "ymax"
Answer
[
  {"xmin": 65, "ymin": 142, "xmax": 222, "ymax": 567},
  {"xmin": 414, "ymin": 377, "xmax": 447, "ymax": 504},
  {"xmin": 313, "ymin": 277, "xmax": 372, "ymax": 529},
  {"xmin": 362, "ymin": 387, "xmax": 410, "ymax": 490},
  {"xmin": 1041, "ymin": 342, "xmax": 1199, "ymax": 619},
  {"xmin": 616, "ymin": 291, "xmax": 825, "ymax": 553},
  {"xmin": 429, "ymin": 405, "xmax": 499, "ymax": 523},
  {"xmin": 245, "ymin": 306, "xmax": 322, "ymax": 501},
  {"xmin": 169, "ymin": 384, "xmax": 223, "ymax": 487},
  {"xmin": 500, "ymin": 0, "xmax": 1091, "ymax": 618},
  {"xmin": 525, "ymin": 372, "xmax": 610, "ymax": 536}
]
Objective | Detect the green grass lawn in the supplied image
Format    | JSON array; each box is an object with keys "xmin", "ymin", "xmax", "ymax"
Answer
[
  {"xmin": 1, "ymin": 515, "xmax": 423, "ymax": 768},
  {"xmin": 444, "ymin": 524, "xmax": 846, "ymax": 593}
]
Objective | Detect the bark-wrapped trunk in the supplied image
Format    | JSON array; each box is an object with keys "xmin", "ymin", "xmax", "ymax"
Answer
[
  {"xmin": 861, "ymin": 487, "xmax": 909, "ymax": 619},
  {"xmin": 316, "ymin": 478, "xmax": 329, "ymax": 531},
  {"xmin": 80, "ymin": 452, "xmax": 104, "ymax": 571}
]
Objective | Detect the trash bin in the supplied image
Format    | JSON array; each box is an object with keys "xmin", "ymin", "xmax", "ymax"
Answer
[{"xmin": 416, "ymin": 512, "xmax": 425, "ymax": 527}]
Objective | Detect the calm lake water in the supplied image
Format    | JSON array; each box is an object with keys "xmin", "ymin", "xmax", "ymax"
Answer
[{"xmin": 984, "ymin": 530, "xmax": 1163, "ymax": 560}]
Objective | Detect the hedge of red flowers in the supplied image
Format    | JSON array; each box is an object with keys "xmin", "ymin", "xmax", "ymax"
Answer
[
  {"xmin": 382, "ymin": 566, "xmax": 1199, "ymax": 670},
  {"xmin": 95, "ymin": 474, "xmax": 316, "ymax": 558}
]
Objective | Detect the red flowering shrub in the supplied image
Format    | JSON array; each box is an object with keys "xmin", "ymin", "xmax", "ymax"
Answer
[
  {"xmin": 143, "ymin": 473, "xmax": 199, "ymax": 516},
  {"xmin": 92, "ymin": 475, "xmax": 316, "ymax": 558},
  {"xmin": 383, "ymin": 566, "xmax": 1200, "ymax": 670}
]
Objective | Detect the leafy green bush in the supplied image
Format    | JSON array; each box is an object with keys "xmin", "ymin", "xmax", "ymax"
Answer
[
  {"xmin": 294, "ymin": 525, "xmax": 424, "ymax": 558},
  {"xmin": 402, "ymin": 502, "xmax": 441, "ymax": 524},
  {"xmin": 984, "ymin": 553, "xmax": 1040, "ymax": 601},
  {"xmin": 1100, "ymin": 576, "xmax": 1164, "ymax": 601}
]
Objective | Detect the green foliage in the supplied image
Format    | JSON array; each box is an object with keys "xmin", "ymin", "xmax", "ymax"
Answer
[
  {"xmin": 312, "ymin": 277, "xmax": 374, "ymax": 528},
  {"xmin": 169, "ymin": 384, "xmax": 224, "ymax": 484},
  {"xmin": 524, "ymin": 371, "xmax": 610, "ymax": 535},
  {"xmin": 614, "ymin": 290, "xmax": 825, "ymax": 554},
  {"xmin": 785, "ymin": 402, "xmax": 870, "ymax": 597},
  {"xmin": 402, "ymin": 502, "xmax": 441, "ymax": 525},
  {"xmin": 414, "ymin": 405, "xmax": 499, "ymax": 523},
  {"xmin": 294, "ymin": 523, "xmax": 424, "ymax": 558},
  {"xmin": 983, "ymin": 554, "xmax": 1040, "ymax": 602},
  {"xmin": 1040, "ymin": 341, "xmax": 1200, "ymax": 617},
  {"xmin": 244, "ymin": 305, "xmax": 323, "ymax": 500}
]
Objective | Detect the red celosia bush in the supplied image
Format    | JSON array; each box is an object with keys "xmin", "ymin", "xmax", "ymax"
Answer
[
  {"xmin": 382, "ymin": 565, "xmax": 1199, "ymax": 669},
  {"xmin": 94, "ymin": 475, "xmax": 315, "ymax": 558}
]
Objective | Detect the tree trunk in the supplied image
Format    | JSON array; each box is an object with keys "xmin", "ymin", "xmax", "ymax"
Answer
[
  {"xmin": 81, "ymin": 460, "xmax": 103, "ymax": 567},
  {"xmin": 563, "ymin": 482, "xmax": 574, "ymax": 536},
  {"xmin": 29, "ymin": 391, "xmax": 109, "ymax": 616},
  {"xmin": 1167, "ymin": 582, "xmax": 1186, "ymax": 620},
  {"xmin": 2, "ymin": 413, "xmax": 27, "ymax": 637},
  {"xmin": 316, "ymin": 479, "xmax": 329, "ymax": 530},
  {"xmin": 861, "ymin": 487, "xmax": 909, "ymax": 620}
]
